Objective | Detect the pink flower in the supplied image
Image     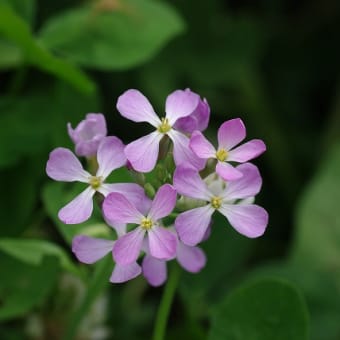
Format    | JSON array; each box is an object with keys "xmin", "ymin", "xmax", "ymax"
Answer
[
  {"xmin": 103, "ymin": 184, "xmax": 178, "ymax": 265},
  {"xmin": 68, "ymin": 113, "xmax": 107, "ymax": 157},
  {"xmin": 190, "ymin": 118, "xmax": 266, "ymax": 181},
  {"xmin": 174, "ymin": 163, "xmax": 268, "ymax": 246},
  {"xmin": 72, "ymin": 234, "xmax": 141, "ymax": 284},
  {"xmin": 116, "ymin": 89, "xmax": 205, "ymax": 172},
  {"xmin": 46, "ymin": 136, "xmax": 144, "ymax": 224}
]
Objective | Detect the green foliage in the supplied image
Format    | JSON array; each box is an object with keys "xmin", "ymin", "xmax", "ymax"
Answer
[
  {"xmin": 39, "ymin": 0, "xmax": 185, "ymax": 70},
  {"xmin": 209, "ymin": 278, "xmax": 309, "ymax": 340}
]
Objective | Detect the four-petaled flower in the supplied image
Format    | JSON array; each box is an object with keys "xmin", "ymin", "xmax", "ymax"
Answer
[{"xmin": 190, "ymin": 118, "xmax": 266, "ymax": 181}]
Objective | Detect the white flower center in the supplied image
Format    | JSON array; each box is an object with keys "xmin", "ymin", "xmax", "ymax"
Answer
[{"xmin": 89, "ymin": 176, "xmax": 103, "ymax": 190}]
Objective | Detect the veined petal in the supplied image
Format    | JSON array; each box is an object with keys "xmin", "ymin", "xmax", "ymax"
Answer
[
  {"xmin": 116, "ymin": 89, "xmax": 161, "ymax": 127},
  {"xmin": 174, "ymin": 165, "xmax": 211, "ymax": 200},
  {"xmin": 110, "ymin": 262, "xmax": 141, "ymax": 283},
  {"xmin": 189, "ymin": 131, "xmax": 216, "ymax": 159},
  {"xmin": 58, "ymin": 187, "xmax": 95, "ymax": 224},
  {"xmin": 148, "ymin": 226, "xmax": 177, "ymax": 260},
  {"xmin": 169, "ymin": 130, "xmax": 206, "ymax": 170},
  {"xmin": 176, "ymin": 243, "xmax": 206, "ymax": 273},
  {"xmin": 96, "ymin": 136, "xmax": 126, "ymax": 179},
  {"xmin": 218, "ymin": 204, "xmax": 268, "ymax": 238},
  {"xmin": 216, "ymin": 162, "xmax": 243, "ymax": 181},
  {"xmin": 228, "ymin": 139, "xmax": 266, "ymax": 162},
  {"xmin": 165, "ymin": 89, "xmax": 199, "ymax": 125},
  {"xmin": 46, "ymin": 148, "xmax": 90, "ymax": 183},
  {"xmin": 142, "ymin": 255, "xmax": 167, "ymax": 287},
  {"xmin": 175, "ymin": 205, "xmax": 214, "ymax": 246},
  {"xmin": 148, "ymin": 184, "xmax": 176, "ymax": 221},
  {"xmin": 125, "ymin": 131, "xmax": 162, "ymax": 172},
  {"xmin": 72, "ymin": 235, "xmax": 114, "ymax": 264},
  {"xmin": 103, "ymin": 192, "xmax": 144, "ymax": 224},
  {"xmin": 99, "ymin": 183, "xmax": 146, "ymax": 206},
  {"xmin": 113, "ymin": 228, "xmax": 145, "ymax": 265},
  {"xmin": 218, "ymin": 118, "xmax": 246, "ymax": 150},
  {"xmin": 223, "ymin": 163, "xmax": 262, "ymax": 200}
]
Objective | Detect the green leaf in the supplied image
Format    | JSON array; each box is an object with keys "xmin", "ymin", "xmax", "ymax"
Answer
[
  {"xmin": 209, "ymin": 278, "xmax": 309, "ymax": 340},
  {"xmin": 0, "ymin": 39, "xmax": 23, "ymax": 69},
  {"xmin": 0, "ymin": 254, "xmax": 59, "ymax": 321},
  {"xmin": 39, "ymin": 0, "xmax": 185, "ymax": 70},
  {"xmin": 0, "ymin": 0, "xmax": 36, "ymax": 24},
  {"xmin": 0, "ymin": 238, "xmax": 80, "ymax": 276},
  {"xmin": 0, "ymin": 4, "xmax": 95, "ymax": 93}
]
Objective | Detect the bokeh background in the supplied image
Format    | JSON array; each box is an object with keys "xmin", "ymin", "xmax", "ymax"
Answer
[{"xmin": 0, "ymin": 0, "xmax": 339, "ymax": 339}]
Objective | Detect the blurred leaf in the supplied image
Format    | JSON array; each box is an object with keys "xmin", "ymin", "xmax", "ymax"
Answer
[
  {"xmin": 209, "ymin": 278, "xmax": 309, "ymax": 340},
  {"xmin": 0, "ymin": 39, "xmax": 23, "ymax": 69},
  {"xmin": 0, "ymin": 4, "xmax": 95, "ymax": 93},
  {"xmin": 0, "ymin": 254, "xmax": 59, "ymax": 321},
  {"xmin": 0, "ymin": 0, "xmax": 36, "ymax": 24},
  {"xmin": 291, "ymin": 143, "xmax": 340, "ymax": 271},
  {"xmin": 39, "ymin": 0, "xmax": 185, "ymax": 70},
  {"xmin": 0, "ymin": 238, "xmax": 80, "ymax": 276}
]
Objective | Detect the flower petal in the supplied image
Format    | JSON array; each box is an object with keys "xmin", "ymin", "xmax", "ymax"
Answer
[
  {"xmin": 46, "ymin": 148, "xmax": 90, "ymax": 182},
  {"xmin": 174, "ymin": 165, "xmax": 211, "ymax": 200},
  {"xmin": 189, "ymin": 131, "xmax": 216, "ymax": 159},
  {"xmin": 165, "ymin": 89, "xmax": 199, "ymax": 125},
  {"xmin": 58, "ymin": 187, "xmax": 95, "ymax": 224},
  {"xmin": 228, "ymin": 139, "xmax": 266, "ymax": 162},
  {"xmin": 217, "ymin": 118, "xmax": 246, "ymax": 150},
  {"xmin": 175, "ymin": 205, "xmax": 214, "ymax": 246},
  {"xmin": 216, "ymin": 162, "xmax": 243, "ymax": 181},
  {"xmin": 96, "ymin": 136, "xmax": 126, "ymax": 179},
  {"xmin": 113, "ymin": 228, "xmax": 145, "ymax": 265},
  {"xmin": 223, "ymin": 163, "xmax": 262, "ymax": 200},
  {"xmin": 218, "ymin": 204, "xmax": 268, "ymax": 238},
  {"xmin": 117, "ymin": 89, "xmax": 161, "ymax": 127},
  {"xmin": 125, "ymin": 131, "xmax": 162, "ymax": 173},
  {"xmin": 103, "ymin": 192, "xmax": 144, "ymax": 224},
  {"xmin": 148, "ymin": 226, "xmax": 177, "ymax": 260},
  {"xmin": 142, "ymin": 255, "xmax": 167, "ymax": 287},
  {"xmin": 169, "ymin": 130, "xmax": 206, "ymax": 169},
  {"xmin": 176, "ymin": 243, "xmax": 206, "ymax": 273},
  {"xmin": 72, "ymin": 235, "xmax": 114, "ymax": 264},
  {"xmin": 110, "ymin": 262, "xmax": 141, "ymax": 283},
  {"xmin": 148, "ymin": 184, "xmax": 176, "ymax": 221}
]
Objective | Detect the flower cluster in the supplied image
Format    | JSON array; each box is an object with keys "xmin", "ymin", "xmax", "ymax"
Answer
[{"xmin": 46, "ymin": 89, "xmax": 268, "ymax": 286}]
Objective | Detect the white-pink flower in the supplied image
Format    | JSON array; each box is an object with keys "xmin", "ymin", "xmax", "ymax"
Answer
[
  {"xmin": 116, "ymin": 89, "xmax": 206, "ymax": 172},
  {"xmin": 103, "ymin": 184, "xmax": 178, "ymax": 265},
  {"xmin": 190, "ymin": 118, "xmax": 266, "ymax": 181},
  {"xmin": 46, "ymin": 136, "xmax": 144, "ymax": 224},
  {"xmin": 174, "ymin": 163, "xmax": 268, "ymax": 246}
]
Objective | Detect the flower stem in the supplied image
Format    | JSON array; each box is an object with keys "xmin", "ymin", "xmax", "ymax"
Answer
[{"xmin": 152, "ymin": 263, "xmax": 181, "ymax": 340}]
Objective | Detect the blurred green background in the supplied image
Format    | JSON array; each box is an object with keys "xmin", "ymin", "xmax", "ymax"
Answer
[{"xmin": 0, "ymin": 0, "xmax": 339, "ymax": 339}]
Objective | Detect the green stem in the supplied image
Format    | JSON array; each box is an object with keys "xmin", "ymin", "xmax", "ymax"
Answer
[{"xmin": 152, "ymin": 264, "xmax": 181, "ymax": 340}]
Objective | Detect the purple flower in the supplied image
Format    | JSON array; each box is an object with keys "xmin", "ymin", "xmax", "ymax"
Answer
[
  {"xmin": 72, "ymin": 234, "xmax": 141, "ymax": 284},
  {"xmin": 68, "ymin": 113, "xmax": 107, "ymax": 157},
  {"xmin": 116, "ymin": 89, "xmax": 206, "ymax": 172},
  {"xmin": 46, "ymin": 136, "xmax": 144, "ymax": 224},
  {"xmin": 174, "ymin": 163, "xmax": 268, "ymax": 246},
  {"xmin": 174, "ymin": 91, "xmax": 210, "ymax": 134},
  {"xmin": 142, "ymin": 229, "xmax": 206, "ymax": 287},
  {"xmin": 103, "ymin": 184, "xmax": 177, "ymax": 265},
  {"xmin": 190, "ymin": 118, "xmax": 266, "ymax": 181}
]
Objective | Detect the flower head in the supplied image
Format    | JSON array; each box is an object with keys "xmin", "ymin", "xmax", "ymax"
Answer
[
  {"xmin": 190, "ymin": 118, "xmax": 266, "ymax": 181},
  {"xmin": 46, "ymin": 136, "xmax": 144, "ymax": 224},
  {"xmin": 103, "ymin": 184, "xmax": 178, "ymax": 265},
  {"xmin": 174, "ymin": 163, "xmax": 268, "ymax": 246},
  {"xmin": 116, "ymin": 89, "xmax": 205, "ymax": 172},
  {"xmin": 68, "ymin": 113, "xmax": 107, "ymax": 157}
]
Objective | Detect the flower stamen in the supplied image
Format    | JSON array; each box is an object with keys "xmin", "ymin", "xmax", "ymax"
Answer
[
  {"xmin": 216, "ymin": 148, "xmax": 228, "ymax": 162},
  {"xmin": 211, "ymin": 196, "xmax": 222, "ymax": 209},
  {"xmin": 89, "ymin": 176, "xmax": 102, "ymax": 190},
  {"xmin": 141, "ymin": 217, "xmax": 153, "ymax": 230},
  {"xmin": 157, "ymin": 117, "xmax": 171, "ymax": 134}
]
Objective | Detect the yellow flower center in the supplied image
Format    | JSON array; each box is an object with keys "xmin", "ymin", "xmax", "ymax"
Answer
[
  {"xmin": 89, "ymin": 176, "xmax": 102, "ymax": 190},
  {"xmin": 211, "ymin": 196, "xmax": 222, "ymax": 209},
  {"xmin": 157, "ymin": 117, "xmax": 171, "ymax": 134},
  {"xmin": 141, "ymin": 217, "xmax": 153, "ymax": 230},
  {"xmin": 216, "ymin": 148, "xmax": 228, "ymax": 162}
]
